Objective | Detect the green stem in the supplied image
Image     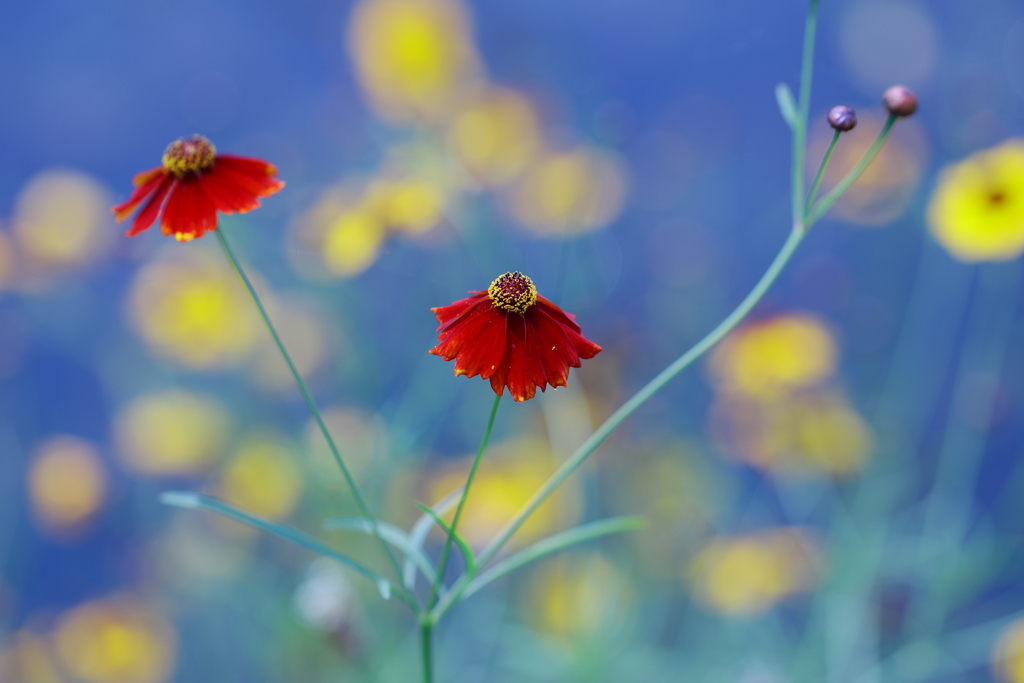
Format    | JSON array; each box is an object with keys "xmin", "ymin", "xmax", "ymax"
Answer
[
  {"xmin": 791, "ymin": 0, "xmax": 820, "ymax": 226},
  {"xmin": 431, "ymin": 226, "xmax": 807, "ymax": 622},
  {"xmin": 807, "ymin": 114, "xmax": 897, "ymax": 226},
  {"xmin": 421, "ymin": 620, "xmax": 434, "ymax": 683},
  {"xmin": 215, "ymin": 227, "xmax": 414, "ymax": 608},
  {"xmin": 805, "ymin": 129, "xmax": 840, "ymax": 215},
  {"xmin": 427, "ymin": 394, "xmax": 501, "ymax": 610}
]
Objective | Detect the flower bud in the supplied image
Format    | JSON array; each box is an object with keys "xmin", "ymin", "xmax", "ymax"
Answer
[
  {"xmin": 882, "ymin": 85, "xmax": 918, "ymax": 117},
  {"xmin": 827, "ymin": 106, "xmax": 857, "ymax": 132}
]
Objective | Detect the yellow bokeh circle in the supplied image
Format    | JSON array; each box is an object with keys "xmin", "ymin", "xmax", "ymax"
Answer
[
  {"xmin": 128, "ymin": 251, "xmax": 261, "ymax": 370},
  {"xmin": 509, "ymin": 146, "xmax": 628, "ymax": 236},
  {"xmin": 54, "ymin": 596, "xmax": 176, "ymax": 683},
  {"xmin": 13, "ymin": 169, "xmax": 112, "ymax": 270},
  {"xmin": 709, "ymin": 313, "xmax": 837, "ymax": 400},
  {"xmin": 115, "ymin": 390, "xmax": 230, "ymax": 476},
  {"xmin": 28, "ymin": 435, "xmax": 107, "ymax": 529}
]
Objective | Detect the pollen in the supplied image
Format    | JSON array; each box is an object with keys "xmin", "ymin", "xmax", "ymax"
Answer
[
  {"xmin": 162, "ymin": 135, "xmax": 216, "ymax": 176},
  {"xmin": 487, "ymin": 271, "xmax": 538, "ymax": 314}
]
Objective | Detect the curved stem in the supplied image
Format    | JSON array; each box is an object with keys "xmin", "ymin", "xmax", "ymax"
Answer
[
  {"xmin": 431, "ymin": 226, "xmax": 807, "ymax": 621},
  {"xmin": 426, "ymin": 394, "xmax": 501, "ymax": 610},
  {"xmin": 807, "ymin": 114, "xmax": 897, "ymax": 226},
  {"xmin": 215, "ymin": 227, "xmax": 414, "ymax": 609},
  {"xmin": 805, "ymin": 129, "xmax": 840, "ymax": 215},
  {"xmin": 791, "ymin": 0, "xmax": 820, "ymax": 224}
]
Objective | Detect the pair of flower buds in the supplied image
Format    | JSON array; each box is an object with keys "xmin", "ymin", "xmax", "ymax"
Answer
[{"xmin": 826, "ymin": 84, "xmax": 918, "ymax": 132}]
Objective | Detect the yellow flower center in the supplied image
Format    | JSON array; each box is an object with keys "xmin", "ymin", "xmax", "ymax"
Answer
[
  {"xmin": 488, "ymin": 271, "xmax": 537, "ymax": 314},
  {"xmin": 162, "ymin": 135, "xmax": 216, "ymax": 176}
]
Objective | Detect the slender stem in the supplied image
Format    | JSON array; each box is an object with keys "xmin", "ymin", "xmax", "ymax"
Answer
[
  {"xmin": 215, "ymin": 227, "xmax": 414, "ymax": 608},
  {"xmin": 791, "ymin": 0, "xmax": 820, "ymax": 226},
  {"xmin": 807, "ymin": 114, "xmax": 897, "ymax": 225},
  {"xmin": 805, "ymin": 129, "xmax": 840, "ymax": 215},
  {"xmin": 431, "ymin": 226, "xmax": 807, "ymax": 621},
  {"xmin": 421, "ymin": 620, "xmax": 434, "ymax": 683},
  {"xmin": 427, "ymin": 394, "xmax": 501, "ymax": 610}
]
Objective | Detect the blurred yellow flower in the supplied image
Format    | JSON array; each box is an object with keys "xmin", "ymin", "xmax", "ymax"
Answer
[
  {"xmin": 508, "ymin": 146, "xmax": 628, "ymax": 236},
  {"xmin": 711, "ymin": 389, "xmax": 872, "ymax": 476},
  {"xmin": 13, "ymin": 169, "xmax": 113, "ymax": 271},
  {"xmin": 426, "ymin": 436, "xmax": 581, "ymax": 549},
  {"xmin": 810, "ymin": 113, "xmax": 925, "ymax": 227},
  {"xmin": 322, "ymin": 208, "xmax": 386, "ymax": 278},
  {"xmin": 28, "ymin": 435, "xmax": 106, "ymax": 530},
  {"xmin": 927, "ymin": 139, "xmax": 1024, "ymax": 262},
  {"xmin": 709, "ymin": 313, "xmax": 837, "ymax": 401},
  {"xmin": 448, "ymin": 87, "xmax": 541, "ymax": 186},
  {"xmin": 688, "ymin": 528, "xmax": 819, "ymax": 617},
  {"xmin": 53, "ymin": 596, "xmax": 176, "ymax": 683},
  {"xmin": 128, "ymin": 251, "xmax": 260, "ymax": 370},
  {"xmin": 347, "ymin": 0, "xmax": 480, "ymax": 123},
  {"xmin": 366, "ymin": 178, "xmax": 446, "ymax": 235},
  {"xmin": 527, "ymin": 554, "xmax": 634, "ymax": 640},
  {"xmin": 993, "ymin": 617, "xmax": 1024, "ymax": 683},
  {"xmin": 0, "ymin": 629, "xmax": 65, "ymax": 683},
  {"xmin": 218, "ymin": 435, "xmax": 303, "ymax": 520},
  {"xmin": 790, "ymin": 392, "xmax": 873, "ymax": 475},
  {"xmin": 115, "ymin": 390, "xmax": 230, "ymax": 475}
]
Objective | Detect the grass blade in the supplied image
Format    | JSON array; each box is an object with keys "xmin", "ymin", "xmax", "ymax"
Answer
[
  {"xmin": 415, "ymin": 502, "xmax": 476, "ymax": 576},
  {"xmin": 160, "ymin": 491, "xmax": 400, "ymax": 605},
  {"xmin": 323, "ymin": 517, "xmax": 437, "ymax": 585},
  {"xmin": 459, "ymin": 516, "xmax": 645, "ymax": 602}
]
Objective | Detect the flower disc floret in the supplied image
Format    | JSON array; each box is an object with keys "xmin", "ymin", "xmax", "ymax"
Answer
[
  {"xmin": 162, "ymin": 136, "xmax": 216, "ymax": 176},
  {"xmin": 488, "ymin": 271, "xmax": 537, "ymax": 314}
]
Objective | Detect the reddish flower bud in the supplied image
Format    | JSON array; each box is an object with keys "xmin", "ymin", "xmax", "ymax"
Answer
[
  {"xmin": 882, "ymin": 85, "xmax": 918, "ymax": 118},
  {"xmin": 827, "ymin": 106, "xmax": 857, "ymax": 132}
]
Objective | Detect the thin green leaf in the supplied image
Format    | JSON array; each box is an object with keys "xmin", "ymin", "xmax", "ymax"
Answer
[
  {"xmin": 404, "ymin": 486, "xmax": 463, "ymax": 589},
  {"xmin": 775, "ymin": 83, "xmax": 798, "ymax": 129},
  {"xmin": 160, "ymin": 491, "xmax": 397, "ymax": 604},
  {"xmin": 415, "ymin": 502, "xmax": 476, "ymax": 575},
  {"xmin": 460, "ymin": 516, "xmax": 646, "ymax": 601},
  {"xmin": 323, "ymin": 517, "xmax": 437, "ymax": 585}
]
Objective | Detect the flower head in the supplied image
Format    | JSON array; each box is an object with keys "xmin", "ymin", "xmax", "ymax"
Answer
[
  {"xmin": 429, "ymin": 272, "xmax": 602, "ymax": 402},
  {"xmin": 927, "ymin": 139, "xmax": 1024, "ymax": 262},
  {"xmin": 112, "ymin": 135, "xmax": 285, "ymax": 242}
]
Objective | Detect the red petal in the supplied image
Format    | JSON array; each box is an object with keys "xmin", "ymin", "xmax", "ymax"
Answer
[
  {"xmin": 527, "ymin": 309, "xmax": 572, "ymax": 388},
  {"xmin": 452, "ymin": 309, "xmax": 508, "ymax": 379},
  {"xmin": 213, "ymin": 156, "xmax": 286, "ymax": 199},
  {"xmin": 198, "ymin": 166, "xmax": 257, "ymax": 213},
  {"xmin": 216, "ymin": 154, "xmax": 281, "ymax": 177},
  {"xmin": 113, "ymin": 168, "xmax": 169, "ymax": 221},
  {"xmin": 160, "ymin": 178, "xmax": 216, "ymax": 240},
  {"xmin": 126, "ymin": 175, "xmax": 175, "ymax": 237},
  {"xmin": 430, "ymin": 299, "xmax": 501, "ymax": 362},
  {"xmin": 432, "ymin": 292, "xmax": 488, "ymax": 328},
  {"xmin": 133, "ymin": 166, "xmax": 166, "ymax": 187},
  {"xmin": 536, "ymin": 295, "xmax": 583, "ymax": 334},
  {"xmin": 502, "ymin": 315, "xmax": 538, "ymax": 402}
]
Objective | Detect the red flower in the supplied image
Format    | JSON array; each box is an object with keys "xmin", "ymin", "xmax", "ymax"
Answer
[
  {"xmin": 430, "ymin": 272, "xmax": 602, "ymax": 402},
  {"xmin": 112, "ymin": 135, "xmax": 285, "ymax": 242}
]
